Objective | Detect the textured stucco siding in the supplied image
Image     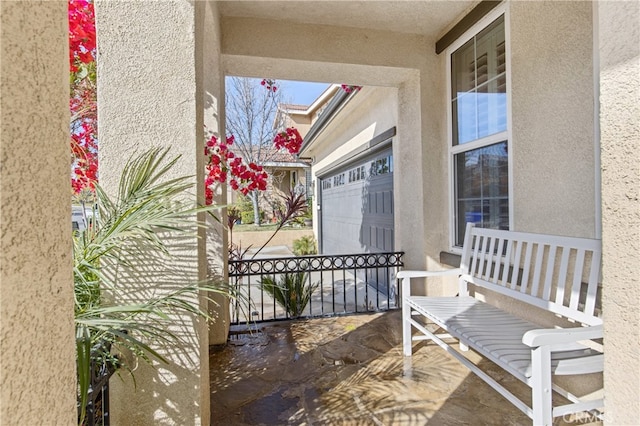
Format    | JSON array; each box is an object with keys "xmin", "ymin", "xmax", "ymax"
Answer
[
  {"xmin": 510, "ymin": 1, "xmax": 597, "ymax": 238},
  {"xmin": 598, "ymin": 1, "xmax": 640, "ymax": 424},
  {"xmin": 307, "ymin": 86, "xmax": 398, "ymax": 173},
  {"xmin": 0, "ymin": 2, "xmax": 76, "ymax": 424},
  {"xmin": 95, "ymin": 1, "xmax": 218, "ymax": 424},
  {"xmin": 198, "ymin": 1, "xmax": 230, "ymax": 348}
]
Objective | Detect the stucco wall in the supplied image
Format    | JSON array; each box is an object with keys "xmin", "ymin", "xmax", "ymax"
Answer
[
  {"xmin": 95, "ymin": 1, "xmax": 218, "ymax": 424},
  {"xmin": 307, "ymin": 86, "xmax": 398, "ymax": 172},
  {"xmin": 222, "ymin": 19, "xmax": 443, "ymax": 276},
  {"xmin": 510, "ymin": 1, "xmax": 597, "ymax": 238},
  {"xmin": 598, "ymin": 1, "xmax": 640, "ymax": 424},
  {"xmin": 0, "ymin": 2, "xmax": 76, "ymax": 424},
  {"xmin": 197, "ymin": 0, "xmax": 230, "ymax": 348}
]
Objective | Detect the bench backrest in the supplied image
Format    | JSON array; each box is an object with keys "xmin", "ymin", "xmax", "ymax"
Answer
[{"xmin": 459, "ymin": 223, "xmax": 602, "ymax": 326}]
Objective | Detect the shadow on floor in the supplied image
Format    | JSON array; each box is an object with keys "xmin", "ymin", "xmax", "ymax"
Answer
[{"xmin": 209, "ymin": 310, "xmax": 601, "ymax": 425}]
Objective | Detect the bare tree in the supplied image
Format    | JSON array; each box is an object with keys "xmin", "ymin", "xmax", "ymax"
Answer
[{"xmin": 225, "ymin": 76, "xmax": 289, "ymax": 225}]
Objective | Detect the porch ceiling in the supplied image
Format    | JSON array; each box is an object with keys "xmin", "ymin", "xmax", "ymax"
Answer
[{"xmin": 218, "ymin": 0, "xmax": 477, "ymax": 39}]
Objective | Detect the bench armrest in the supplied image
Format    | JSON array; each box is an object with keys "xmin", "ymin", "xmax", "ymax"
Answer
[
  {"xmin": 396, "ymin": 268, "xmax": 461, "ymax": 279},
  {"xmin": 522, "ymin": 324, "xmax": 603, "ymax": 347}
]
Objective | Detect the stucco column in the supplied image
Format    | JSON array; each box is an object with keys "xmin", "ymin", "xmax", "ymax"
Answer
[
  {"xmin": 598, "ymin": 1, "xmax": 640, "ymax": 424},
  {"xmin": 0, "ymin": 2, "xmax": 76, "ymax": 424},
  {"xmin": 197, "ymin": 0, "xmax": 230, "ymax": 347},
  {"xmin": 95, "ymin": 1, "xmax": 225, "ymax": 423}
]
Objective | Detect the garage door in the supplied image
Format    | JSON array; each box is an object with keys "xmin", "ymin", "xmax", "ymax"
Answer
[{"xmin": 319, "ymin": 149, "xmax": 394, "ymax": 255}]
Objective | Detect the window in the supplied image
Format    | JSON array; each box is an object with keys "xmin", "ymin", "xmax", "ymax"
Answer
[
  {"xmin": 370, "ymin": 155, "xmax": 393, "ymax": 177},
  {"xmin": 449, "ymin": 12, "xmax": 509, "ymax": 247}
]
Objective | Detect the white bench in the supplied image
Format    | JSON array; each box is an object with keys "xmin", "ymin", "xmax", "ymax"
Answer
[{"xmin": 398, "ymin": 223, "xmax": 603, "ymax": 425}]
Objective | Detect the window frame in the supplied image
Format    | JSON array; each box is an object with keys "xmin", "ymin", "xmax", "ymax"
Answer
[{"xmin": 446, "ymin": 3, "xmax": 513, "ymax": 252}]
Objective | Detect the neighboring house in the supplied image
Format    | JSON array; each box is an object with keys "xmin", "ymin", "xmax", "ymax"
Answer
[
  {"xmin": 227, "ymin": 146, "xmax": 310, "ymax": 222},
  {"xmin": 275, "ymin": 84, "xmax": 339, "ymax": 138}
]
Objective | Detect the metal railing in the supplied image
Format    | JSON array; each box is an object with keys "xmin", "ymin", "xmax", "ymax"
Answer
[{"xmin": 228, "ymin": 251, "xmax": 404, "ymax": 324}]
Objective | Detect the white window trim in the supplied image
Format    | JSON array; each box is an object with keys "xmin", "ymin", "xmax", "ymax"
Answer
[{"xmin": 446, "ymin": 2, "xmax": 513, "ymax": 253}]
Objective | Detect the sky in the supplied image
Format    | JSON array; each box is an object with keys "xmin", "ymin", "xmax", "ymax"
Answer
[{"xmin": 278, "ymin": 80, "xmax": 331, "ymax": 106}]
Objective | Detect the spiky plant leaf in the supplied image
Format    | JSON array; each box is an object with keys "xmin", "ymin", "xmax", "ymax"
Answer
[
  {"xmin": 73, "ymin": 148, "xmax": 233, "ymax": 424},
  {"xmin": 260, "ymin": 272, "xmax": 319, "ymax": 318}
]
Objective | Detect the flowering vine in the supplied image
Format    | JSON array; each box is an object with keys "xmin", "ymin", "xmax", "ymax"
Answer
[
  {"xmin": 341, "ymin": 84, "xmax": 362, "ymax": 94},
  {"xmin": 260, "ymin": 79, "xmax": 277, "ymax": 92},
  {"xmin": 204, "ymin": 134, "xmax": 268, "ymax": 205},
  {"xmin": 273, "ymin": 127, "xmax": 303, "ymax": 155},
  {"xmin": 206, "ymin": 77, "xmax": 304, "ymax": 206},
  {"xmin": 68, "ymin": 0, "xmax": 96, "ymax": 72},
  {"xmin": 69, "ymin": 0, "xmax": 98, "ymax": 194}
]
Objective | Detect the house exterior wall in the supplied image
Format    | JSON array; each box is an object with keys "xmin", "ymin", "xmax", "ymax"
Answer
[
  {"xmin": 510, "ymin": 1, "xmax": 596, "ymax": 238},
  {"xmin": 0, "ymin": 3, "xmax": 77, "ymax": 424},
  {"xmin": 285, "ymin": 113, "xmax": 312, "ymax": 136},
  {"xmin": 303, "ymin": 86, "xmax": 398, "ymax": 244},
  {"xmin": 598, "ymin": 1, "xmax": 640, "ymax": 423},
  {"xmin": 95, "ymin": 1, "xmax": 225, "ymax": 423},
  {"xmin": 306, "ymin": 87, "xmax": 398, "ymax": 174}
]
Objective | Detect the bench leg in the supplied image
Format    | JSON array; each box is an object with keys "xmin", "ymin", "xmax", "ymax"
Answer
[
  {"xmin": 402, "ymin": 278, "xmax": 412, "ymax": 356},
  {"xmin": 531, "ymin": 346, "xmax": 553, "ymax": 426}
]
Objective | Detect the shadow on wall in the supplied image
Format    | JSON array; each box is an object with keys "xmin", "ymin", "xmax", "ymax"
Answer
[{"xmin": 107, "ymin": 229, "xmax": 211, "ymax": 424}]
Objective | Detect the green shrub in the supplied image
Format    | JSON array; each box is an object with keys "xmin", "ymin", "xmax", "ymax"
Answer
[
  {"xmin": 260, "ymin": 272, "xmax": 319, "ymax": 318},
  {"xmin": 241, "ymin": 211, "xmax": 254, "ymax": 224},
  {"xmin": 237, "ymin": 194, "xmax": 253, "ymax": 212},
  {"xmin": 292, "ymin": 235, "xmax": 317, "ymax": 256}
]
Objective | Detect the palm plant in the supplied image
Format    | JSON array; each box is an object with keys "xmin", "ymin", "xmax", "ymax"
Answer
[
  {"xmin": 260, "ymin": 272, "xmax": 319, "ymax": 318},
  {"xmin": 292, "ymin": 235, "xmax": 317, "ymax": 256},
  {"xmin": 74, "ymin": 147, "xmax": 228, "ymax": 424}
]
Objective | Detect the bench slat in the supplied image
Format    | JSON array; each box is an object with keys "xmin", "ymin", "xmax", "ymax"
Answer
[
  {"xmin": 486, "ymin": 236, "xmax": 497, "ymax": 281},
  {"xmin": 464, "ymin": 226, "xmax": 600, "ymax": 251},
  {"xmin": 501, "ymin": 239, "xmax": 513, "ymax": 286},
  {"xmin": 531, "ymin": 243, "xmax": 545, "ymax": 298},
  {"xmin": 542, "ymin": 245, "xmax": 557, "ymax": 301},
  {"xmin": 585, "ymin": 250, "xmax": 601, "ymax": 316},
  {"xmin": 511, "ymin": 240, "xmax": 523, "ymax": 290},
  {"xmin": 555, "ymin": 247, "xmax": 571, "ymax": 305},
  {"xmin": 569, "ymin": 249, "xmax": 586, "ymax": 311},
  {"xmin": 521, "ymin": 241, "xmax": 534, "ymax": 294},
  {"xmin": 478, "ymin": 235, "xmax": 489, "ymax": 279},
  {"xmin": 491, "ymin": 238, "xmax": 505, "ymax": 284}
]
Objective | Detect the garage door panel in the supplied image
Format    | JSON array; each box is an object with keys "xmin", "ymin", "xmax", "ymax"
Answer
[{"xmin": 320, "ymin": 149, "xmax": 394, "ymax": 255}]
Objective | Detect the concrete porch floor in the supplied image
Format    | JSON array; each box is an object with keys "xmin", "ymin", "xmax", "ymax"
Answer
[{"xmin": 209, "ymin": 310, "xmax": 601, "ymax": 425}]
